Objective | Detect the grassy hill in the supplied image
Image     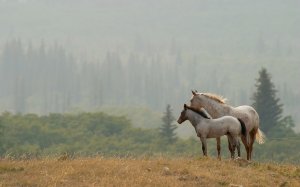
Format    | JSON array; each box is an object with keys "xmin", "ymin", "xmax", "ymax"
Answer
[{"xmin": 0, "ymin": 156, "xmax": 299, "ymax": 186}]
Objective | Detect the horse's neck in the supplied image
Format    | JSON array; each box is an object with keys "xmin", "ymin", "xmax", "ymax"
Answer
[
  {"xmin": 186, "ymin": 110, "xmax": 204, "ymax": 128},
  {"xmin": 202, "ymin": 99, "xmax": 233, "ymax": 118}
]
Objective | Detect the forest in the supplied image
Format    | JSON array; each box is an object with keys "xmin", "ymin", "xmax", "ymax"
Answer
[{"xmin": 0, "ymin": 39, "xmax": 299, "ymax": 127}]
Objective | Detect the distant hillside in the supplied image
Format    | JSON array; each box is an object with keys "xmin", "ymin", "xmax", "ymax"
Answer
[
  {"xmin": 96, "ymin": 105, "xmax": 195, "ymax": 138},
  {"xmin": 1, "ymin": 111, "xmax": 299, "ymax": 163},
  {"xmin": 96, "ymin": 105, "xmax": 163, "ymax": 129}
]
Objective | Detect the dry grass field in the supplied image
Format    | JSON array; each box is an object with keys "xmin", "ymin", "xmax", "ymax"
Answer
[{"xmin": 0, "ymin": 156, "xmax": 299, "ymax": 187}]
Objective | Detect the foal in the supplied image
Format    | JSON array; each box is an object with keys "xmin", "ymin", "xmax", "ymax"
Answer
[{"xmin": 177, "ymin": 104, "xmax": 246, "ymax": 159}]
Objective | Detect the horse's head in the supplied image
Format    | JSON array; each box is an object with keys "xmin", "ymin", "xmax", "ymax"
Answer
[
  {"xmin": 190, "ymin": 90, "xmax": 204, "ymax": 109},
  {"xmin": 190, "ymin": 90, "xmax": 226, "ymax": 108},
  {"xmin": 177, "ymin": 104, "xmax": 188, "ymax": 124}
]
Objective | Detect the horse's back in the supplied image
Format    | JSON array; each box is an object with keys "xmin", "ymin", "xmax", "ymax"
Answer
[
  {"xmin": 210, "ymin": 116, "xmax": 241, "ymax": 136},
  {"xmin": 234, "ymin": 105, "xmax": 256, "ymax": 113},
  {"xmin": 214, "ymin": 115, "xmax": 239, "ymax": 123},
  {"xmin": 213, "ymin": 116, "xmax": 241, "ymax": 129},
  {"xmin": 233, "ymin": 105, "xmax": 259, "ymax": 131},
  {"xmin": 203, "ymin": 116, "xmax": 237, "ymax": 138}
]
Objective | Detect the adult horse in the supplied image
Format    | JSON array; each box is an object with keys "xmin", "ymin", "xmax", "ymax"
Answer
[{"xmin": 190, "ymin": 90, "xmax": 265, "ymax": 160}]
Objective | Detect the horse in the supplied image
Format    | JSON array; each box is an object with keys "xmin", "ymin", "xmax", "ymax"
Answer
[
  {"xmin": 177, "ymin": 104, "xmax": 247, "ymax": 159},
  {"xmin": 189, "ymin": 90, "xmax": 265, "ymax": 160}
]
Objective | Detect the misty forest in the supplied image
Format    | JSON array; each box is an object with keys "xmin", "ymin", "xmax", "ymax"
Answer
[{"xmin": 0, "ymin": 0, "xmax": 300, "ymax": 164}]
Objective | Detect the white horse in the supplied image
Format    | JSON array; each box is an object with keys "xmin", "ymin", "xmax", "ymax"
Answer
[
  {"xmin": 190, "ymin": 91, "xmax": 265, "ymax": 160},
  {"xmin": 177, "ymin": 104, "xmax": 247, "ymax": 159}
]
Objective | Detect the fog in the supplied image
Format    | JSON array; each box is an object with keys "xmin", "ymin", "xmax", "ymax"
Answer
[{"xmin": 0, "ymin": 0, "xmax": 299, "ymax": 130}]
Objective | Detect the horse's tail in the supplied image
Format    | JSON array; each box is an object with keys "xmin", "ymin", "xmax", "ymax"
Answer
[
  {"xmin": 237, "ymin": 118, "xmax": 247, "ymax": 137},
  {"xmin": 255, "ymin": 128, "xmax": 266, "ymax": 144}
]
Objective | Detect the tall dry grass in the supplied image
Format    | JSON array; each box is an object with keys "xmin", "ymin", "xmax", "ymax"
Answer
[{"xmin": 0, "ymin": 156, "xmax": 299, "ymax": 187}]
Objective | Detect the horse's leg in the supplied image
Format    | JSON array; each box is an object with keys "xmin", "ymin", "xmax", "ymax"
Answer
[
  {"xmin": 232, "ymin": 137, "xmax": 239, "ymax": 159},
  {"xmin": 241, "ymin": 135, "xmax": 250, "ymax": 160},
  {"xmin": 228, "ymin": 136, "xmax": 236, "ymax": 159},
  {"xmin": 216, "ymin": 137, "xmax": 221, "ymax": 160},
  {"xmin": 249, "ymin": 129, "xmax": 257, "ymax": 160},
  {"xmin": 227, "ymin": 136, "xmax": 234, "ymax": 158},
  {"xmin": 237, "ymin": 139, "xmax": 241, "ymax": 157},
  {"xmin": 231, "ymin": 145, "xmax": 236, "ymax": 159},
  {"xmin": 200, "ymin": 137, "xmax": 207, "ymax": 156}
]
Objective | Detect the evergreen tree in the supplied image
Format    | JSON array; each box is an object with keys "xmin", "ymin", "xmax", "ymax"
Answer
[
  {"xmin": 159, "ymin": 105, "xmax": 177, "ymax": 144},
  {"xmin": 252, "ymin": 68, "xmax": 283, "ymax": 135}
]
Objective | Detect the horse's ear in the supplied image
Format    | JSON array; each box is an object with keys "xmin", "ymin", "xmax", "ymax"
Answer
[{"xmin": 191, "ymin": 90, "xmax": 197, "ymax": 96}]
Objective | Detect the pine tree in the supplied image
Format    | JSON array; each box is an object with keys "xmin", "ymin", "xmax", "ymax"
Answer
[
  {"xmin": 252, "ymin": 68, "xmax": 283, "ymax": 135},
  {"xmin": 159, "ymin": 104, "xmax": 177, "ymax": 144}
]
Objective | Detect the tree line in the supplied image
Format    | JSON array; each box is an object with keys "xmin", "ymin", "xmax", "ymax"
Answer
[
  {"xmin": 1, "ymin": 39, "xmax": 299, "ymax": 117},
  {"xmin": 0, "ymin": 111, "xmax": 201, "ymax": 158}
]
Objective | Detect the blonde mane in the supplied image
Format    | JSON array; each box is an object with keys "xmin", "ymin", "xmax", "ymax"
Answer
[{"xmin": 200, "ymin": 93, "xmax": 227, "ymax": 104}]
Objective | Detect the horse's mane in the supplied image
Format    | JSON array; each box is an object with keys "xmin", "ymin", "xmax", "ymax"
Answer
[
  {"xmin": 200, "ymin": 93, "xmax": 227, "ymax": 104},
  {"xmin": 185, "ymin": 106, "xmax": 211, "ymax": 119}
]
